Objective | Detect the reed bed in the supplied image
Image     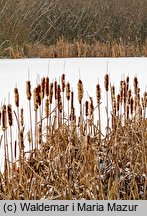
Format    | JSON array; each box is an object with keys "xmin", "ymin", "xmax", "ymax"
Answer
[{"xmin": 0, "ymin": 73, "xmax": 147, "ymax": 200}]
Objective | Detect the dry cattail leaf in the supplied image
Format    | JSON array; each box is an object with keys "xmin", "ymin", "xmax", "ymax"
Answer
[
  {"xmin": 66, "ymin": 82, "xmax": 70, "ymax": 101},
  {"xmin": 7, "ymin": 104, "xmax": 13, "ymax": 126},
  {"xmin": 26, "ymin": 81, "xmax": 31, "ymax": 100},
  {"xmin": 104, "ymin": 74, "xmax": 109, "ymax": 91},
  {"xmin": 77, "ymin": 79, "xmax": 83, "ymax": 104},
  {"xmin": 14, "ymin": 88, "xmax": 19, "ymax": 107}
]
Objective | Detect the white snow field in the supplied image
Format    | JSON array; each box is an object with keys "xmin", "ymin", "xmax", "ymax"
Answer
[{"xmin": 0, "ymin": 57, "xmax": 147, "ymax": 171}]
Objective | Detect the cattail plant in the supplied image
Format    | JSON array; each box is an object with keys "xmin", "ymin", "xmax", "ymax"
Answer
[
  {"xmin": 104, "ymin": 74, "xmax": 109, "ymax": 129},
  {"xmin": 14, "ymin": 87, "xmax": 20, "ymax": 132},
  {"xmin": 45, "ymin": 76, "xmax": 49, "ymax": 97},
  {"xmin": 61, "ymin": 74, "xmax": 65, "ymax": 124},
  {"xmin": 57, "ymin": 84, "xmax": 62, "ymax": 126},
  {"xmin": 26, "ymin": 80, "xmax": 33, "ymax": 152},
  {"xmin": 7, "ymin": 104, "xmax": 13, "ymax": 163},
  {"xmin": 66, "ymin": 82, "xmax": 70, "ymax": 126},
  {"xmin": 77, "ymin": 79, "xmax": 84, "ymax": 134},
  {"xmin": 96, "ymin": 83, "xmax": 101, "ymax": 143},
  {"xmin": 2, "ymin": 105, "xmax": 7, "ymax": 182}
]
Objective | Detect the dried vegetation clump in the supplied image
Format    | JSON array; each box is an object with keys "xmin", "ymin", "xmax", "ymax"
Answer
[{"xmin": 0, "ymin": 74, "xmax": 147, "ymax": 200}]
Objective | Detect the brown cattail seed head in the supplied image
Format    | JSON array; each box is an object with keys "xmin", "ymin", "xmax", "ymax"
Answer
[
  {"xmin": 38, "ymin": 124, "xmax": 42, "ymax": 144},
  {"xmin": 26, "ymin": 81, "xmax": 31, "ymax": 100},
  {"xmin": 96, "ymin": 84, "xmax": 101, "ymax": 104},
  {"xmin": 71, "ymin": 91, "xmax": 74, "ymax": 109},
  {"xmin": 45, "ymin": 76, "xmax": 49, "ymax": 97},
  {"xmin": 19, "ymin": 128, "xmax": 24, "ymax": 149},
  {"xmin": 66, "ymin": 82, "xmax": 70, "ymax": 101},
  {"xmin": 126, "ymin": 76, "xmax": 129, "ymax": 91},
  {"xmin": 57, "ymin": 85, "xmax": 61, "ymax": 104},
  {"xmin": 85, "ymin": 101, "xmax": 89, "ymax": 117},
  {"xmin": 33, "ymin": 88, "xmax": 38, "ymax": 111},
  {"xmin": 104, "ymin": 74, "xmax": 109, "ymax": 91},
  {"xmin": 0, "ymin": 111, "xmax": 1, "ymax": 125},
  {"xmin": 14, "ymin": 88, "xmax": 19, "ymax": 107},
  {"xmin": 41, "ymin": 77, "xmax": 45, "ymax": 100},
  {"xmin": 144, "ymin": 91, "xmax": 147, "ymax": 107},
  {"xmin": 27, "ymin": 131, "xmax": 31, "ymax": 144},
  {"xmin": 45, "ymin": 99, "xmax": 49, "ymax": 117},
  {"xmin": 127, "ymin": 105, "xmax": 129, "ymax": 120},
  {"xmin": 123, "ymin": 81, "xmax": 127, "ymax": 104},
  {"xmin": 49, "ymin": 83, "xmax": 53, "ymax": 104},
  {"xmin": 20, "ymin": 108, "xmax": 24, "ymax": 127},
  {"xmin": 78, "ymin": 79, "xmax": 83, "ymax": 104},
  {"xmin": 70, "ymin": 107, "xmax": 75, "ymax": 121},
  {"xmin": 130, "ymin": 97, "xmax": 134, "ymax": 115},
  {"xmin": 117, "ymin": 94, "xmax": 120, "ymax": 112},
  {"xmin": 54, "ymin": 80, "xmax": 58, "ymax": 100},
  {"xmin": 113, "ymin": 99, "xmax": 116, "ymax": 116},
  {"xmin": 2, "ymin": 105, "xmax": 7, "ymax": 131},
  {"xmin": 128, "ymin": 89, "xmax": 132, "ymax": 104},
  {"xmin": 111, "ymin": 85, "xmax": 115, "ymax": 101},
  {"xmin": 7, "ymin": 104, "xmax": 13, "ymax": 127},
  {"xmin": 89, "ymin": 97, "xmax": 94, "ymax": 116},
  {"xmin": 61, "ymin": 74, "xmax": 65, "ymax": 92},
  {"xmin": 134, "ymin": 76, "xmax": 138, "ymax": 95}
]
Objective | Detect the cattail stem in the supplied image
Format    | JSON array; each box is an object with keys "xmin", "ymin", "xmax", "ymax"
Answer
[{"xmin": 29, "ymin": 101, "xmax": 33, "ymax": 151}]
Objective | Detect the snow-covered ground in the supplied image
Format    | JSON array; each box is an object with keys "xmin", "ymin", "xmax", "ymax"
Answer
[{"xmin": 0, "ymin": 57, "xmax": 147, "ymax": 170}]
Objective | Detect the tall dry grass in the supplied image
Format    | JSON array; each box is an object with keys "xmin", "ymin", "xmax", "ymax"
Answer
[
  {"xmin": 0, "ymin": 73, "xmax": 147, "ymax": 200},
  {"xmin": 2, "ymin": 38, "xmax": 147, "ymax": 58}
]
